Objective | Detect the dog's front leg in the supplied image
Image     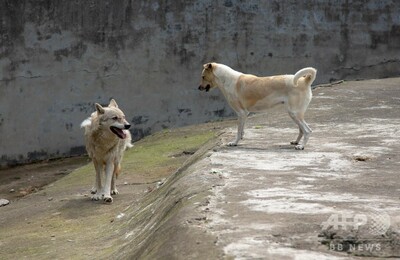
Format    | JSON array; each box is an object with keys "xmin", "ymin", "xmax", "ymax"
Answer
[
  {"xmin": 228, "ymin": 112, "xmax": 247, "ymax": 146},
  {"xmin": 101, "ymin": 160, "xmax": 114, "ymax": 203}
]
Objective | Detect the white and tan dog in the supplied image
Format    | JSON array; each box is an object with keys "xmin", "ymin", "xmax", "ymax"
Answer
[
  {"xmin": 81, "ymin": 99, "xmax": 132, "ymax": 203},
  {"xmin": 199, "ymin": 63, "xmax": 317, "ymax": 150}
]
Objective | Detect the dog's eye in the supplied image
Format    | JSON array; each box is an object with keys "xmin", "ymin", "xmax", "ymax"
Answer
[
  {"xmin": 112, "ymin": 116, "xmax": 118, "ymax": 120},
  {"xmin": 202, "ymin": 76, "xmax": 205, "ymax": 79}
]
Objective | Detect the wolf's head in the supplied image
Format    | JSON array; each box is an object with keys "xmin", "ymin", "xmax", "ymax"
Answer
[
  {"xmin": 95, "ymin": 99, "xmax": 131, "ymax": 139},
  {"xmin": 198, "ymin": 63, "xmax": 217, "ymax": 92}
]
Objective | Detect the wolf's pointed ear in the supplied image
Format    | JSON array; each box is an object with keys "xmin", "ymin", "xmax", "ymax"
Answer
[
  {"xmin": 109, "ymin": 99, "xmax": 118, "ymax": 108},
  {"xmin": 203, "ymin": 63, "xmax": 213, "ymax": 70},
  {"xmin": 95, "ymin": 103, "xmax": 105, "ymax": 114}
]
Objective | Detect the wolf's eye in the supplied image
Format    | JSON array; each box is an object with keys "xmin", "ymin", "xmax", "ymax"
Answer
[{"xmin": 112, "ymin": 116, "xmax": 118, "ymax": 120}]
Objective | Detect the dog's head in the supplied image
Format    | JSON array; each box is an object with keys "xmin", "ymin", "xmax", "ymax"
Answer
[
  {"xmin": 198, "ymin": 63, "xmax": 217, "ymax": 92},
  {"xmin": 95, "ymin": 99, "xmax": 131, "ymax": 139}
]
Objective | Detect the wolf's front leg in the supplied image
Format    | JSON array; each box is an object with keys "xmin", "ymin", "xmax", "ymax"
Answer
[
  {"xmin": 111, "ymin": 171, "xmax": 119, "ymax": 195},
  {"xmin": 91, "ymin": 159, "xmax": 103, "ymax": 200},
  {"xmin": 101, "ymin": 160, "xmax": 114, "ymax": 203},
  {"xmin": 111, "ymin": 162, "xmax": 120, "ymax": 195}
]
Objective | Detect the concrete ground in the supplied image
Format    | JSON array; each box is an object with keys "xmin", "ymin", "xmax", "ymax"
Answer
[
  {"xmin": 0, "ymin": 78, "xmax": 399, "ymax": 259},
  {"xmin": 184, "ymin": 78, "xmax": 400, "ymax": 259}
]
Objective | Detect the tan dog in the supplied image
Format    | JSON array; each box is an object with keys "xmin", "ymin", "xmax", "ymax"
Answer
[
  {"xmin": 81, "ymin": 99, "xmax": 132, "ymax": 203},
  {"xmin": 199, "ymin": 63, "xmax": 317, "ymax": 149}
]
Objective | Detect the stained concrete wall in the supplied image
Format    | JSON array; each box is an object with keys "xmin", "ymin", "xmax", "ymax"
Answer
[{"xmin": 1, "ymin": 0, "xmax": 399, "ymax": 167}]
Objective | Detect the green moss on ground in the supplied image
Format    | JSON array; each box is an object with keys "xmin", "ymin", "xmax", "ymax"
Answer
[{"xmin": 0, "ymin": 124, "xmax": 218, "ymax": 260}]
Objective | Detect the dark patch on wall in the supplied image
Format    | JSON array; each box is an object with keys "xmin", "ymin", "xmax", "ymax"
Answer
[
  {"xmin": 214, "ymin": 109, "xmax": 227, "ymax": 117},
  {"xmin": 27, "ymin": 150, "xmax": 48, "ymax": 162},
  {"xmin": 131, "ymin": 127, "xmax": 152, "ymax": 141},
  {"xmin": 389, "ymin": 25, "xmax": 400, "ymax": 48},
  {"xmin": 206, "ymin": 109, "xmax": 228, "ymax": 118},
  {"xmin": 178, "ymin": 108, "xmax": 192, "ymax": 116},
  {"xmin": 54, "ymin": 41, "xmax": 87, "ymax": 61},
  {"xmin": 0, "ymin": 155, "xmax": 18, "ymax": 168},
  {"xmin": 0, "ymin": 0, "xmax": 25, "ymax": 58},
  {"xmin": 69, "ymin": 146, "xmax": 86, "ymax": 156},
  {"xmin": 62, "ymin": 103, "xmax": 95, "ymax": 114},
  {"xmin": 224, "ymin": 0, "xmax": 233, "ymax": 8},
  {"xmin": 65, "ymin": 123, "xmax": 73, "ymax": 131},
  {"xmin": 131, "ymin": 115, "xmax": 149, "ymax": 125},
  {"xmin": 292, "ymin": 33, "xmax": 309, "ymax": 55},
  {"xmin": 371, "ymin": 25, "xmax": 400, "ymax": 49}
]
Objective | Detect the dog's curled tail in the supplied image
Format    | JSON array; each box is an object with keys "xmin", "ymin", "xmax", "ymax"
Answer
[{"xmin": 293, "ymin": 67, "xmax": 317, "ymax": 87}]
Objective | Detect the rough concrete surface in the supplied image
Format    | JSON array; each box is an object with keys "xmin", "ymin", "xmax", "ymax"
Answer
[
  {"xmin": 1, "ymin": 0, "xmax": 400, "ymax": 166},
  {"xmin": 193, "ymin": 78, "xmax": 400, "ymax": 259},
  {"xmin": 0, "ymin": 78, "xmax": 399, "ymax": 259}
]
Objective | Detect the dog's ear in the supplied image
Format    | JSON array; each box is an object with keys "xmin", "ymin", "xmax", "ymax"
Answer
[
  {"xmin": 203, "ymin": 63, "xmax": 213, "ymax": 70},
  {"xmin": 109, "ymin": 99, "xmax": 118, "ymax": 108},
  {"xmin": 95, "ymin": 103, "xmax": 105, "ymax": 114}
]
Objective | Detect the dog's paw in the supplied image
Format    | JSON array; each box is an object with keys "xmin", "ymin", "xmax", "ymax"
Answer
[
  {"xmin": 90, "ymin": 187, "xmax": 97, "ymax": 194},
  {"xmin": 111, "ymin": 189, "xmax": 119, "ymax": 195},
  {"xmin": 290, "ymin": 141, "xmax": 299, "ymax": 145},
  {"xmin": 295, "ymin": 145, "xmax": 304, "ymax": 150},
  {"xmin": 103, "ymin": 195, "xmax": 113, "ymax": 203},
  {"xmin": 227, "ymin": 141, "xmax": 238, "ymax": 147}
]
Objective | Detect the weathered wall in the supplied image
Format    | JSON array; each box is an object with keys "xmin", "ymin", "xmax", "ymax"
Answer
[{"xmin": 1, "ymin": 0, "xmax": 399, "ymax": 167}]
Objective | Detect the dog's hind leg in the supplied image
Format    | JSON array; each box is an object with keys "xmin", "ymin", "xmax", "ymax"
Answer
[
  {"xmin": 290, "ymin": 127, "xmax": 303, "ymax": 145},
  {"xmin": 298, "ymin": 119, "xmax": 312, "ymax": 149},
  {"xmin": 288, "ymin": 111, "xmax": 312, "ymax": 150}
]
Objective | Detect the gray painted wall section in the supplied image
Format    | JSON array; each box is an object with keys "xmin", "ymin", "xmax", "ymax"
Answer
[{"xmin": 1, "ymin": 0, "xmax": 399, "ymax": 167}]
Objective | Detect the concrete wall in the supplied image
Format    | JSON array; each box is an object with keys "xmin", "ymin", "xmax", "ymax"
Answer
[{"xmin": 1, "ymin": 0, "xmax": 399, "ymax": 167}]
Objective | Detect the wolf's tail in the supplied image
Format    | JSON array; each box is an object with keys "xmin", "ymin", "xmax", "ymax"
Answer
[
  {"xmin": 80, "ymin": 117, "xmax": 91, "ymax": 128},
  {"xmin": 293, "ymin": 67, "xmax": 317, "ymax": 86}
]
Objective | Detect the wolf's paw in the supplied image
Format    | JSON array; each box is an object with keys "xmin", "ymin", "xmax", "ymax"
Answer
[
  {"xmin": 91, "ymin": 194, "xmax": 101, "ymax": 201},
  {"xmin": 90, "ymin": 187, "xmax": 97, "ymax": 194},
  {"xmin": 103, "ymin": 195, "xmax": 113, "ymax": 203},
  {"xmin": 295, "ymin": 145, "xmax": 304, "ymax": 150},
  {"xmin": 290, "ymin": 141, "xmax": 299, "ymax": 145},
  {"xmin": 111, "ymin": 189, "xmax": 119, "ymax": 195}
]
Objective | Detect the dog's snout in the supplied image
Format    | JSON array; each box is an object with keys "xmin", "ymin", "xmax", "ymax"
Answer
[
  {"xmin": 124, "ymin": 124, "xmax": 131, "ymax": 130},
  {"xmin": 199, "ymin": 85, "xmax": 211, "ymax": 91}
]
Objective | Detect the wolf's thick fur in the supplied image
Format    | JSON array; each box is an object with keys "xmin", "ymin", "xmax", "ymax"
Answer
[
  {"xmin": 199, "ymin": 63, "xmax": 317, "ymax": 149},
  {"xmin": 81, "ymin": 99, "xmax": 132, "ymax": 203}
]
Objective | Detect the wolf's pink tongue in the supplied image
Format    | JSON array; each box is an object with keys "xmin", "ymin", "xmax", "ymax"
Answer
[
  {"xmin": 111, "ymin": 127, "xmax": 126, "ymax": 139},
  {"xmin": 117, "ymin": 128, "xmax": 126, "ymax": 139}
]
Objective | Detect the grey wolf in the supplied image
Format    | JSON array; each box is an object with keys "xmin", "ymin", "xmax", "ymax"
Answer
[
  {"xmin": 198, "ymin": 63, "xmax": 317, "ymax": 150},
  {"xmin": 81, "ymin": 99, "xmax": 132, "ymax": 203}
]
